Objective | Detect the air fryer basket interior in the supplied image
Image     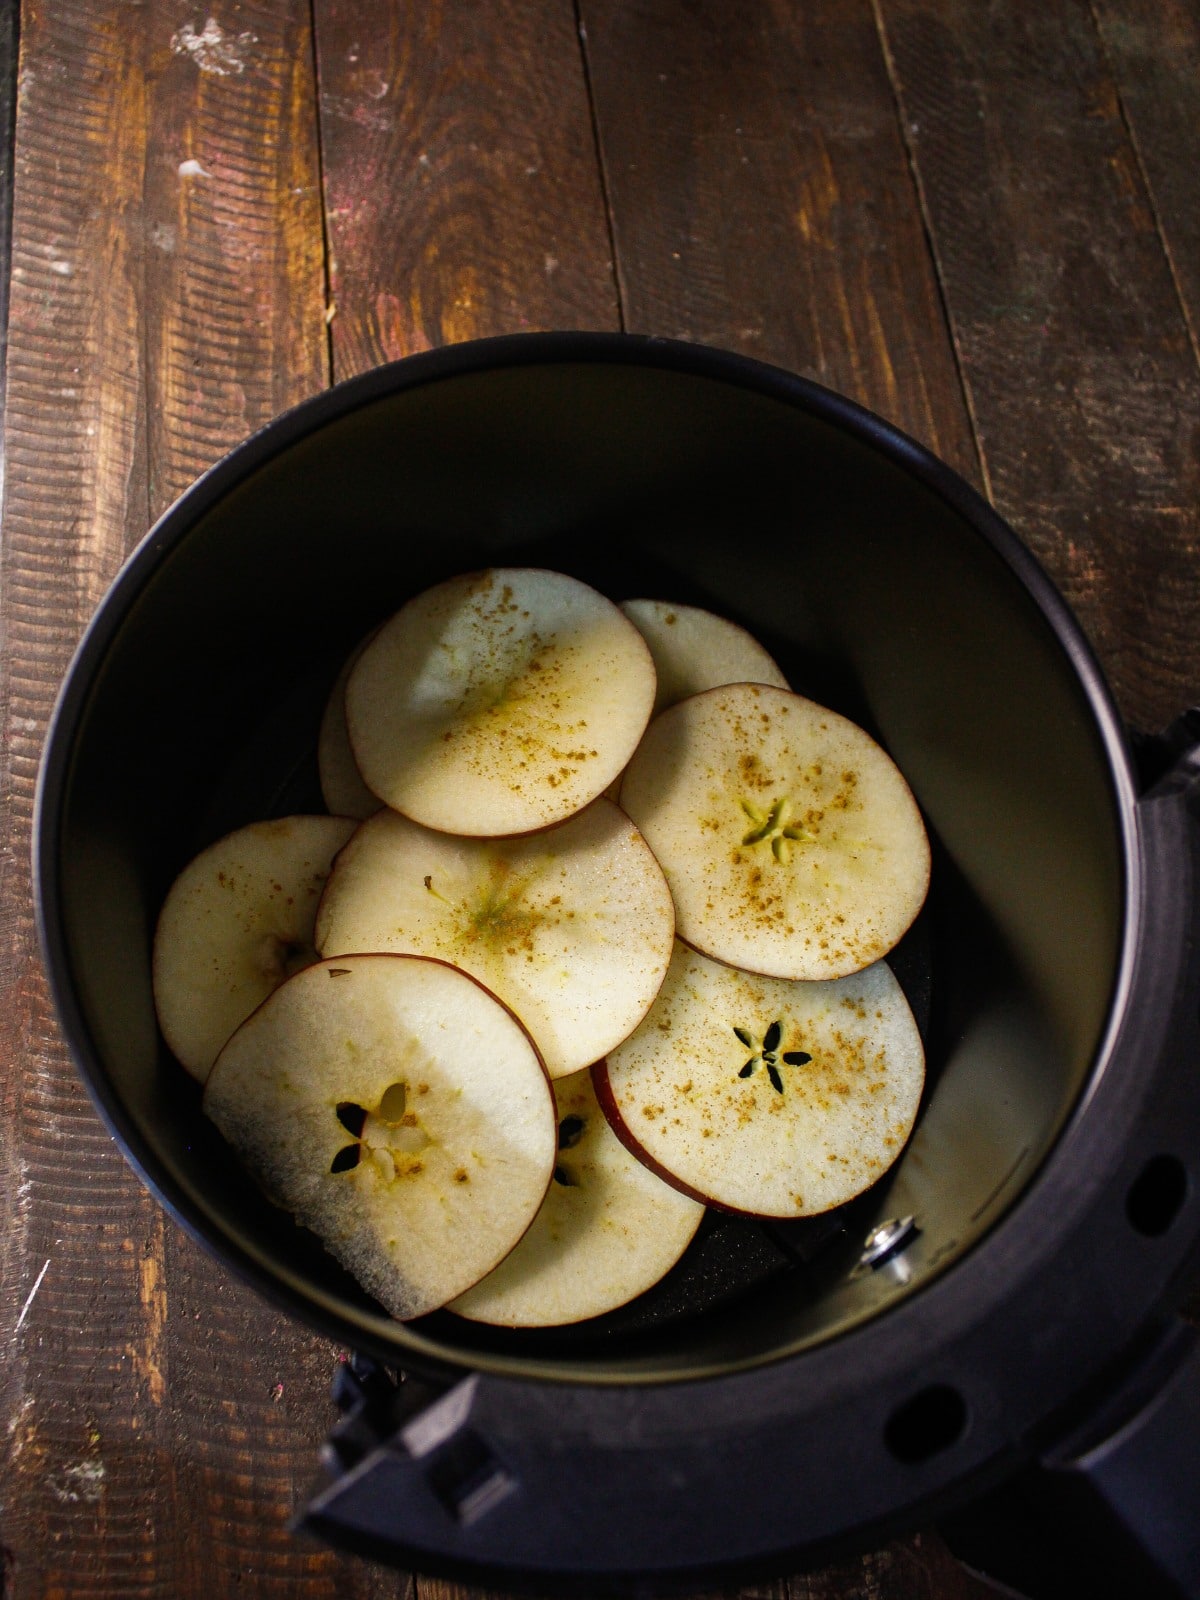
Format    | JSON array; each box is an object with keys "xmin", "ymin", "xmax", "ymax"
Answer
[{"xmin": 53, "ymin": 355, "xmax": 1126, "ymax": 1383}]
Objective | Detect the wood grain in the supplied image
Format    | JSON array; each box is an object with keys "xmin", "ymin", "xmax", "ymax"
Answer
[
  {"xmin": 0, "ymin": 0, "xmax": 16, "ymax": 429},
  {"xmin": 312, "ymin": 0, "xmax": 618, "ymax": 378},
  {"xmin": 0, "ymin": 2, "xmax": 393, "ymax": 1595},
  {"xmin": 1092, "ymin": 0, "xmax": 1200, "ymax": 364},
  {"xmin": 578, "ymin": 0, "xmax": 979, "ymax": 481},
  {"xmin": 876, "ymin": 0, "xmax": 1200, "ymax": 732},
  {"xmin": 576, "ymin": 8, "xmax": 986, "ymax": 1593},
  {"xmin": 2, "ymin": 0, "xmax": 1196, "ymax": 1595},
  {"xmin": 139, "ymin": 11, "xmax": 378, "ymax": 1590},
  {"xmin": 0, "ymin": 6, "xmax": 165, "ymax": 1593},
  {"xmin": 142, "ymin": 0, "xmax": 329, "ymax": 516}
]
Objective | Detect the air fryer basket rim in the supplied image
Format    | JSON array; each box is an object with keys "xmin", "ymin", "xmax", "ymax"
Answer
[
  {"xmin": 33, "ymin": 332, "xmax": 1200, "ymax": 1578},
  {"xmin": 36, "ymin": 326, "xmax": 1141, "ymax": 1327}
]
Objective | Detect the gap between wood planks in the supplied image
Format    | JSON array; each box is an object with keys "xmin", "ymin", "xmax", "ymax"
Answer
[
  {"xmin": 306, "ymin": 0, "xmax": 338, "ymax": 384},
  {"xmin": 868, "ymin": 0, "xmax": 990, "ymax": 500},
  {"xmin": 1086, "ymin": 0, "xmax": 1200, "ymax": 370},
  {"xmin": 573, "ymin": 0, "xmax": 627, "ymax": 332}
]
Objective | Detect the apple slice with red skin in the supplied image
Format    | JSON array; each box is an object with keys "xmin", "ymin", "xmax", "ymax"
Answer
[
  {"xmin": 619, "ymin": 682, "xmax": 930, "ymax": 981},
  {"xmin": 619, "ymin": 598, "xmax": 789, "ymax": 715},
  {"xmin": 345, "ymin": 567, "xmax": 656, "ymax": 836},
  {"xmin": 448, "ymin": 1066, "xmax": 704, "ymax": 1327},
  {"xmin": 203, "ymin": 953, "xmax": 557, "ymax": 1321},
  {"xmin": 315, "ymin": 797, "xmax": 675, "ymax": 1079},
  {"xmin": 594, "ymin": 943, "xmax": 924, "ymax": 1218},
  {"xmin": 153, "ymin": 814, "xmax": 356, "ymax": 1083}
]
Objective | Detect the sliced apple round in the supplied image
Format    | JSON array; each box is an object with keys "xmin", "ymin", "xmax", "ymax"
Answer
[
  {"xmin": 315, "ymin": 798, "xmax": 675, "ymax": 1079},
  {"xmin": 448, "ymin": 1067, "xmax": 704, "ymax": 1327},
  {"xmin": 620, "ymin": 598, "xmax": 789, "ymax": 715},
  {"xmin": 318, "ymin": 634, "xmax": 381, "ymax": 821},
  {"xmin": 203, "ymin": 954, "xmax": 557, "ymax": 1320},
  {"xmin": 153, "ymin": 814, "xmax": 357, "ymax": 1083},
  {"xmin": 345, "ymin": 567, "xmax": 657, "ymax": 836},
  {"xmin": 595, "ymin": 943, "xmax": 924, "ymax": 1217},
  {"xmin": 619, "ymin": 682, "xmax": 930, "ymax": 980}
]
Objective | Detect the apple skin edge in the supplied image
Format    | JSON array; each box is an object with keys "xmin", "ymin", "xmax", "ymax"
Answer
[
  {"xmin": 665, "ymin": 910, "xmax": 927, "ymax": 987},
  {"xmin": 590, "ymin": 1055, "xmax": 912, "ymax": 1222},
  {"xmin": 589, "ymin": 1058, "xmax": 755, "ymax": 1218},
  {"xmin": 152, "ymin": 813, "xmax": 358, "ymax": 1084},
  {"xmin": 344, "ymin": 568, "xmax": 659, "ymax": 838},
  {"xmin": 447, "ymin": 1065, "xmax": 704, "ymax": 1328},
  {"xmin": 203, "ymin": 952, "xmax": 559, "ymax": 1321},
  {"xmin": 616, "ymin": 682, "xmax": 931, "ymax": 984}
]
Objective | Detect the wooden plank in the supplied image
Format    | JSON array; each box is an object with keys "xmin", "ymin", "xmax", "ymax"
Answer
[
  {"xmin": 140, "ymin": 13, "xmax": 372, "ymax": 1588},
  {"xmin": 310, "ymin": 4, "xmax": 618, "ymax": 1589},
  {"xmin": 1092, "ymin": 0, "xmax": 1200, "ymax": 364},
  {"xmin": 875, "ymin": 0, "xmax": 1200, "ymax": 733},
  {"xmin": 2, "ymin": 0, "xmax": 1190, "ymax": 1595},
  {"xmin": 406, "ymin": 1534, "xmax": 1009, "ymax": 1600},
  {"xmin": 0, "ymin": 1, "xmax": 397, "ymax": 1594},
  {"xmin": 577, "ymin": 0, "xmax": 979, "ymax": 482},
  {"xmin": 142, "ymin": 0, "xmax": 330, "ymax": 516},
  {"xmin": 790, "ymin": 1529, "xmax": 1015, "ymax": 1593},
  {"xmin": 0, "ymin": 5, "xmax": 165, "ymax": 1594},
  {"xmin": 789, "ymin": 1535, "xmax": 1020, "ymax": 1598},
  {"xmin": 312, "ymin": 0, "xmax": 618, "ymax": 378},
  {"xmin": 0, "ymin": 0, "xmax": 17, "ymax": 424},
  {"xmin": 416, "ymin": 1583, "xmax": 517, "ymax": 1600},
  {"xmin": 402, "ymin": 1537, "xmax": 999, "ymax": 1599},
  {"xmin": 576, "ymin": 13, "xmax": 981, "ymax": 1590}
]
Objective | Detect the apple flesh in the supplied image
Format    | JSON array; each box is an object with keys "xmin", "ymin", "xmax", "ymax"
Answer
[
  {"xmin": 595, "ymin": 943, "xmax": 925, "ymax": 1217},
  {"xmin": 153, "ymin": 814, "xmax": 356, "ymax": 1082},
  {"xmin": 619, "ymin": 682, "xmax": 930, "ymax": 980},
  {"xmin": 203, "ymin": 954, "xmax": 557, "ymax": 1321},
  {"xmin": 315, "ymin": 798, "xmax": 676, "ymax": 1079},
  {"xmin": 620, "ymin": 598, "xmax": 789, "ymax": 714},
  {"xmin": 345, "ymin": 568, "xmax": 657, "ymax": 836},
  {"xmin": 317, "ymin": 634, "xmax": 381, "ymax": 821},
  {"xmin": 169, "ymin": 572, "xmax": 936, "ymax": 1326},
  {"xmin": 448, "ymin": 1067, "xmax": 704, "ymax": 1326}
]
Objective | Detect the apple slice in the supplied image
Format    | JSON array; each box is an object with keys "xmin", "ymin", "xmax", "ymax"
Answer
[
  {"xmin": 203, "ymin": 954, "xmax": 557, "ymax": 1320},
  {"xmin": 345, "ymin": 567, "xmax": 657, "ymax": 836},
  {"xmin": 318, "ymin": 634, "xmax": 381, "ymax": 820},
  {"xmin": 620, "ymin": 598, "xmax": 789, "ymax": 714},
  {"xmin": 448, "ymin": 1067, "xmax": 704, "ymax": 1327},
  {"xmin": 619, "ymin": 682, "xmax": 930, "ymax": 980},
  {"xmin": 315, "ymin": 798, "xmax": 675, "ymax": 1079},
  {"xmin": 596, "ymin": 944, "xmax": 924, "ymax": 1217},
  {"xmin": 153, "ymin": 814, "xmax": 356, "ymax": 1083}
]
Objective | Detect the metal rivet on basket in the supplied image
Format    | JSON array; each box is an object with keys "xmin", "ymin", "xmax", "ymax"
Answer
[{"xmin": 860, "ymin": 1215, "xmax": 920, "ymax": 1270}]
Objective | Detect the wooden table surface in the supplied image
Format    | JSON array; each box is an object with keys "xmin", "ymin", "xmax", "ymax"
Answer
[{"xmin": 2, "ymin": 2, "xmax": 1198, "ymax": 1596}]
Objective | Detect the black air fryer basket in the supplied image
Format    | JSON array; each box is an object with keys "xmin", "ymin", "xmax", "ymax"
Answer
[{"xmin": 34, "ymin": 335, "xmax": 1200, "ymax": 1596}]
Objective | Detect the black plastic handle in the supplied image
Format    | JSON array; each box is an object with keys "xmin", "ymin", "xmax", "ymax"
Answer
[
  {"xmin": 1045, "ymin": 1318, "xmax": 1200, "ymax": 1597},
  {"xmin": 942, "ymin": 1319, "xmax": 1200, "ymax": 1600},
  {"xmin": 941, "ymin": 713, "xmax": 1200, "ymax": 1600},
  {"xmin": 296, "ymin": 715, "xmax": 1200, "ymax": 1595}
]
